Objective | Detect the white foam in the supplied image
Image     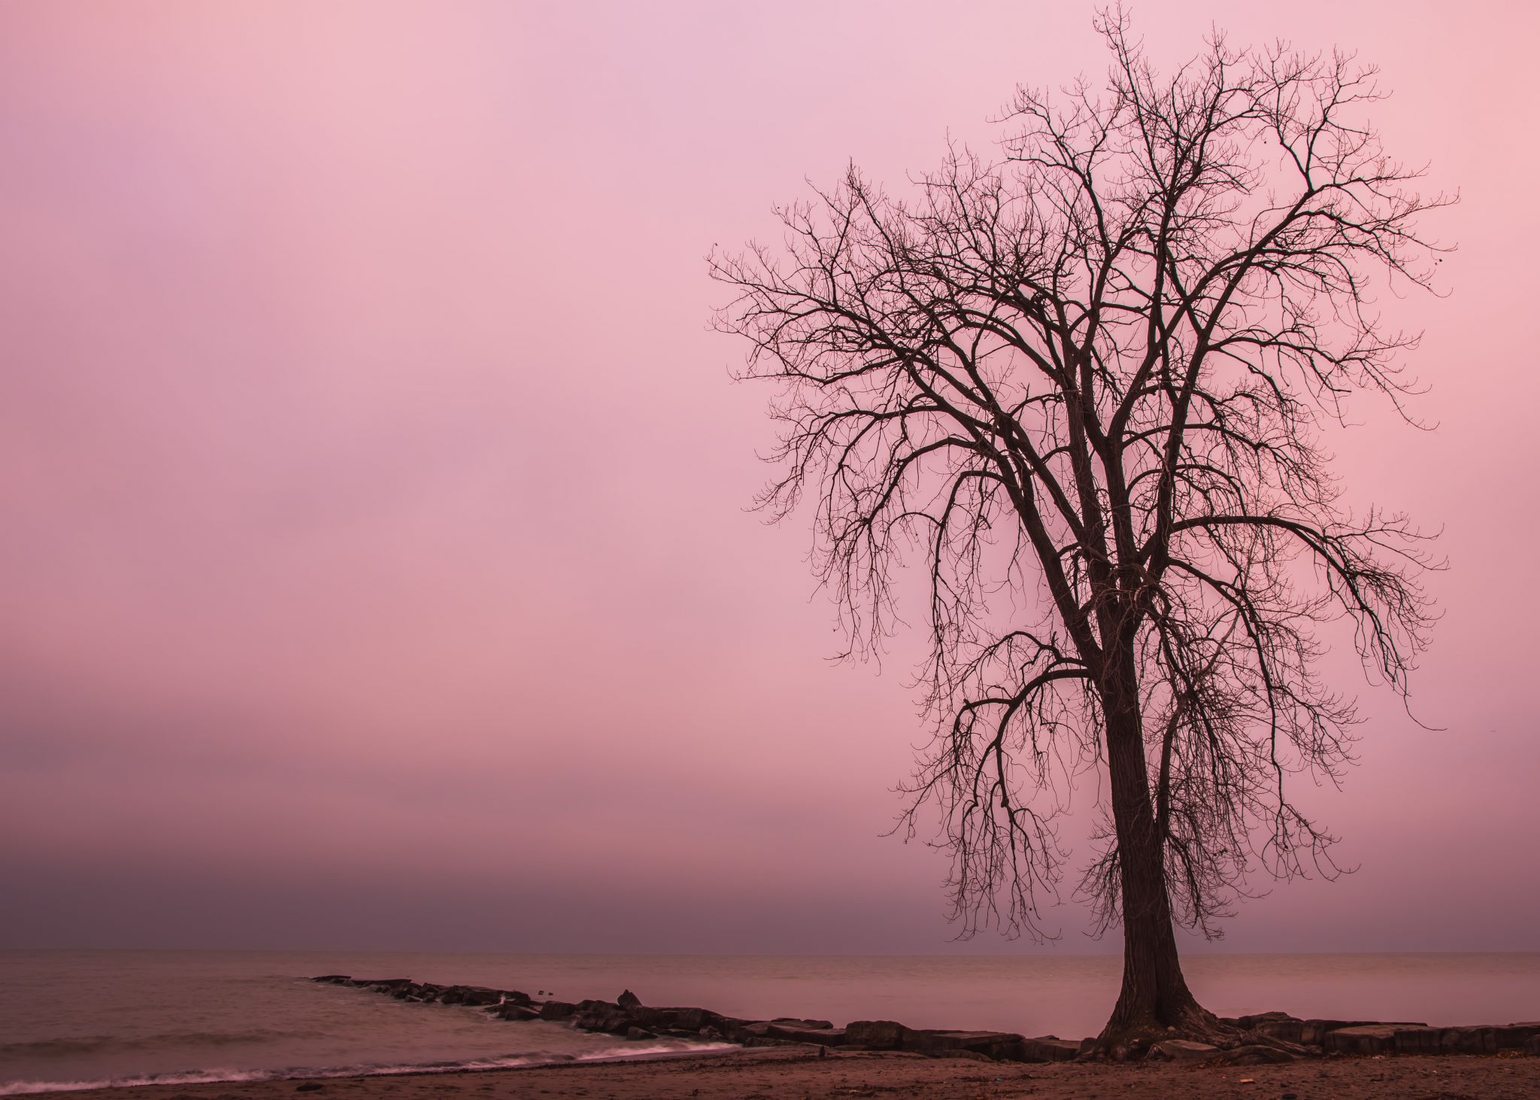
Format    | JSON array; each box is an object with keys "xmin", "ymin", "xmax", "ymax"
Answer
[{"xmin": 0, "ymin": 1042, "xmax": 739, "ymax": 1094}]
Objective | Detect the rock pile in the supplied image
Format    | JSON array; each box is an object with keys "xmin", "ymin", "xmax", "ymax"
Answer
[
  {"xmin": 1225, "ymin": 1011, "xmax": 1540, "ymax": 1056},
  {"xmin": 310, "ymin": 975, "xmax": 1082, "ymax": 1061},
  {"xmin": 312, "ymin": 976, "xmax": 1540, "ymax": 1064}
]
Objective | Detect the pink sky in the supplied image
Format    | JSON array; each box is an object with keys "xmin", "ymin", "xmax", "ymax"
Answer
[{"xmin": 2, "ymin": 1, "xmax": 1537, "ymax": 954}]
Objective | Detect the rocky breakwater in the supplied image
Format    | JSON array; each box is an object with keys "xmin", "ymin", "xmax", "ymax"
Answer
[
  {"xmin": 310, "ymin": 975, "xmax": 1084, "ymax": 1063},
  {"xmin": 1227, "ymin": 1011, "xmax": 1540, "ymax": 1057},
  {"xmin": 313, "ymin": 976, "xmax": 1540, "ymax": 1065}
]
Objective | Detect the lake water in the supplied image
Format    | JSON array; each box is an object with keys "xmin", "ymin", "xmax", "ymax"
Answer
[{"xmin": 2, "ymin": 950, "xmax": 1536, "ymax": 1093}]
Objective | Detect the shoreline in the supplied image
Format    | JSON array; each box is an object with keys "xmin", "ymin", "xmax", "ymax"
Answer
[
  {"xmin": 43, "ymin": 1045, "xmax": 1540, "ymax": 1100},
  {"xmin": 0, "ymin": 1045, "xmax": 748, "ymax": 1098},
  {"xmin": 11, "ymin": 967, "xmax": 1539, "ymax": 1098},
  {"xmin": 311, "ymin": 973, "xmax": 1540, "ymax": 1060}
]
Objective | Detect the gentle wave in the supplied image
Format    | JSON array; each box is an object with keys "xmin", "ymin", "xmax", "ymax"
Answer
[
  {"xmin": 1, "ymin": 1030, "xmax": 318, "ymax": 1058},
  {"xmin": 0, "ymin": 1043, "xmax": 738, "ymax": 1095}
]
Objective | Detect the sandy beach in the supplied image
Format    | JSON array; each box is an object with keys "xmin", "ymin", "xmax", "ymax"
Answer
[{"xmin": 56, "ymin": 1046, "xmax": 1540, "ymax": 1100}]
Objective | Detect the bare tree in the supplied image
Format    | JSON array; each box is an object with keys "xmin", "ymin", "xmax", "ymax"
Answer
[{"xmin": 712, "ymin": 11, "xmax": 1447, "ymax": 1053}]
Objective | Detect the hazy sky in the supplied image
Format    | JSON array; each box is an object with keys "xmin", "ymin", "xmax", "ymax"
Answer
[{"xmin": 3, "ymin": 1, "xmax": 1537, "ymax": 955}]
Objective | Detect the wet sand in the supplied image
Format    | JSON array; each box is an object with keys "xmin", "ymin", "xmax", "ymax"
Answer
[{"xmin": 59, "ymin": 1045, "xmax": 1540, "ymax": 1100}]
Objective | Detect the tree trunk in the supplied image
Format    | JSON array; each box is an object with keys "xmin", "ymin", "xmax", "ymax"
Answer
[{"xmin": 1096, "ymin": 658, "xmax": 1215, "ymax": 1055}]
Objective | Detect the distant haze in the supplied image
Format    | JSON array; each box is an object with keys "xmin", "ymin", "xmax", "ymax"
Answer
[{"xmin": 2, "ymin": 0, "xmax": 1537, "ymax": 955}]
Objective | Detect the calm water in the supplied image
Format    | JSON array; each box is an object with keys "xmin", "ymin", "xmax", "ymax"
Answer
[{"xmin": 1, "ymin": 951, "xmax": 1536, "ymax": 1093}]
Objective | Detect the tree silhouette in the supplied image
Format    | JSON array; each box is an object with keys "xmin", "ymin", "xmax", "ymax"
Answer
[{"xmin": 712, "ymin": 10, "xmax": 1447, "ymax": 1053}]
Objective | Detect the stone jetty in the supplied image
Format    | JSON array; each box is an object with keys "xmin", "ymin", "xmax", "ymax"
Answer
[
  {"xmin": 311, "ymin": 975, "xmax": 1540, "ymax": 1064},
  {"xmin": 310, "ymin": 975, "xmax": 1083, "ymax": 1061}
]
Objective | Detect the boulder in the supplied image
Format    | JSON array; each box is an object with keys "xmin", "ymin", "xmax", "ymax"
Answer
[
  {"xmin": 1017, "ymin": 1037, "xmax": 1083, "ymax": 1062},
  {"xmin": 1235, "ymin": 1012, "xmax": 1305, "ymax": 1044},
  {"xmin": 1434, "ymin": 1026, "xmax": 1501, "ymax": 1054},
  {"xmin": 539, "ymin": 1001, "xmax": 578, "ymax": 1021},
  {"xmin": 388, "ymin": 983, "xmax": 427, "ymax": 1000},
  {"xmin": 738, "ymin": 1021, "xmax": 845, "ymax": 1045},
  {"xmin": 440, "ymin": 985, "xmax": 502, "ymax": 1007},
  {"xmin": 1458, "ymin": 1027, "xmax": 1504, "ymax": 1054},
  {"xmin": 715, "ymin": 1019, "xmax": 764, "ymax": 1044},
  {"xmin": 571, "ymin": 1000, "xmax": 633, "ymax": 1035},
  {"xmin": 770, "ymin": 1017, "xmax": 834, "ymax": 1030},
  {"xmin": 1494, "ymin": 1024, "xmax": 1540, "ymax": 1050},
  {"xmin": 1147, "ymin": 1039, "xmax": 1220, "ymax": 1061},
  {"xmin": 1318, "ymin": 1023, "xmax": 1433, "ymax": 1055},
  {"xmin": 1301, "ymin": 1019, "xmax": 1373, "ymax": 1045},
  {"xmin": 1235, "ymin": 1011, "xmax": 1298, "ymax": 1028},
  {"xmin": 1393, "ymin": 1027, "xmax": 1453, "ymax": 1055},
  {"xmin": 630, "ymin": 1007, "xmax": 725, "ymax": 1032},
  {"xmin": 844, "ymin": 1020, "xmax": 911, "ymax": 1050},
  {"xmin": 1303, "ymin": 1019, "xmax": 1424, "ymax": 1046},
  {"xmin": 625, "ymin": 1026, "xmax": 656, "ymax": 1041},
  {"xmin": 493, "ymin": 1003, "xmax": 542, "ymax": 1021},
  {"xmin": 1323, "ymin": 1026, "xmax": 1398, "ymax": 1055},
  {"xmin": 906, "ymin": 1030, "xmax": 1028, "ymax": 1061},
  {"xmin": 763, "ymin": 1023, "xmax": 846, "ymax": 1046},
  {"xmin": 584, "ymin": 1013, "xmax": 633, "ymax": 1035},
  {"xmin": 617, "ymin": 989, "xmax": 642, "ymax": 1010}
]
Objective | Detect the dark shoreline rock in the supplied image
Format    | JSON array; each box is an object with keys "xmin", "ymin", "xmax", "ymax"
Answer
[{"xmin": 311, "ymin": 975, "xmax": 1533, "ymax": 1065}]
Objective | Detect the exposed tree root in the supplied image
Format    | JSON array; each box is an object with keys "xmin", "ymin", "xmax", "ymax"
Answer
[{"xmin": 1085, "ymin": 1006, "xmax": 1313, "ymax": 1062}]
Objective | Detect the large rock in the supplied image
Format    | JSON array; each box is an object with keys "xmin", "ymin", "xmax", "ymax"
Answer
[
  {"xmin": 775, "ymin": 1025, "xmax": 847, "ymax": 1047},
  {"xmin": 772, "ymin": 1016, "xmax": 834, "ymax": 1030},
  {"xmin": 906, "ymin": 1030, "xmax": 1028, "ymax": 1061},
  {"xmin": 1234, "ymin": 1012, "xmax": 1305, "ymax": 1043},
  {"xmin": 1148, "ymin": 1039, "xmax": 1220, "ymax": 1062},
  {"xmin": 1404, "ymin": 1027, "xmax": 1465, "ymax": 1055},
  {"xmin": 493, "ymin": 1003, "xmax": 542, "ymax": 1021},
  {"xmin": 1323, "ymin": 1026, "xmax": 1398, "ymax": 1055},
  {"xmin": 1494, "ymin": 1024, "xmax": 1540, "ymax": 1050},
  {"xmin": 626, "ymin": 1006, "xmax": 722, "ymax": 1032},
  {"xmin": 844, "ymin": 1020, "xmax": 912, "ymax": 1050},
  {"xmin": 572, "ymin": 999, "xmax": 632, "ymax": 1035},
  {"xmin": 617, "ymin": 989, "xmax": 642, "ymax": 1010},
  {"xmin": 390, "ymin": 982, "xmax": 430, "ymax": 1000},
  {"xmin": 440, "ymin": 985, "xmax": 501, "ymax": 1006},
  {"xmin": 741, "ymin": 1021, "xmax": 846, "ymax": 1045},
  {"xmin": 714, "ymin": 1018, "xmax": 763, "ymax": 1043},
  {"xmin": 1303, "ymin": 1019, "xmax": 1423, "ymax": 1046},
  {"xmin": 1234, "ymin": 1011, "xmax": 1297, "ymax": 1027},
  {"xmin": 1017, "ymin": 1037, "xmax": 1083, "ymax": 1062},
  {"xmin": 1417, "ymin": 1025, "xmax": 1540, "ymax": 1054},
  {"xmin": 1319, "ymin": 1022, "xmax": 1434, "ymax": 1055},
  {"xmin": 539, "ymin": 1000, "xmax": 578, "ymax": 1021}
]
